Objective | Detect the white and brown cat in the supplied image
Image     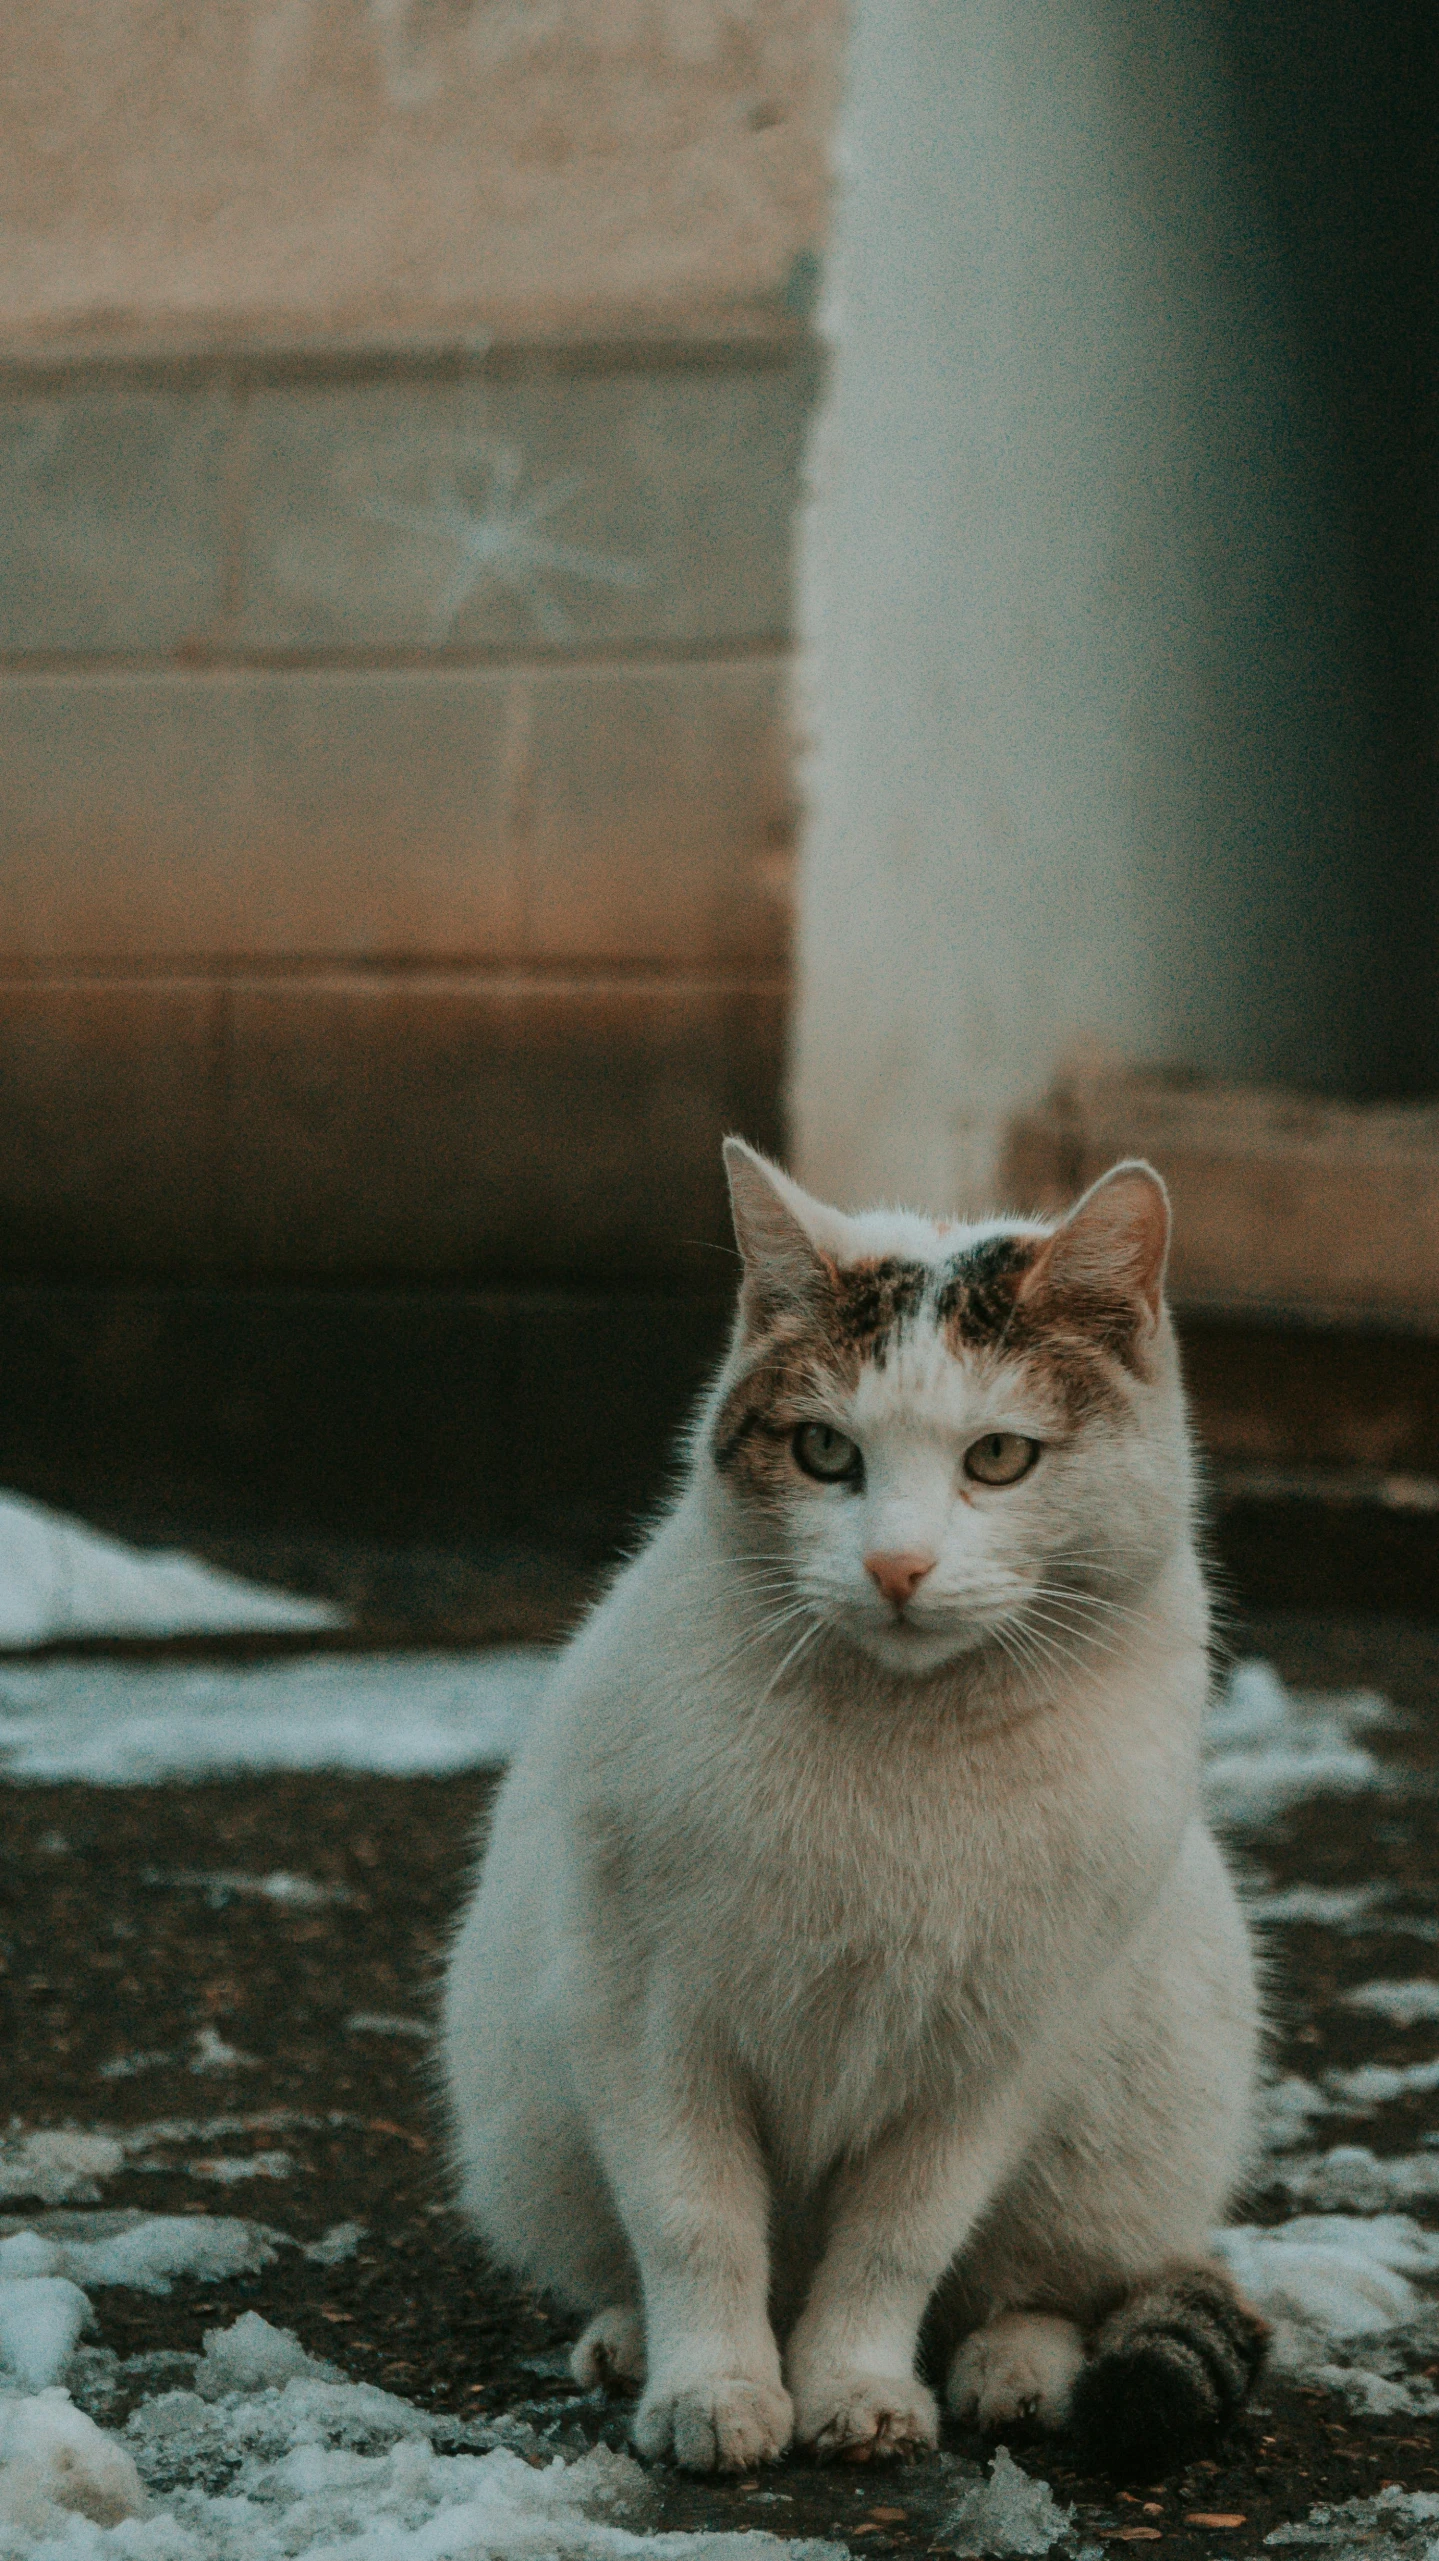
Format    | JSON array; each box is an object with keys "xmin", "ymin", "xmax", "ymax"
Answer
[{"xmin": 442, "ymin": 1144, "xmax": 1265, "ymax": 2477}]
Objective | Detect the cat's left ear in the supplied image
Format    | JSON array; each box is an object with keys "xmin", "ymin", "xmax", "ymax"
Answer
[
  {"xmin": 723, "ymin": 1139, "xmax": 850, "ymax": 1314},
  {"xmin": 1017, "ymin": 1160, "xmax": 1171, "ymax": 1336}
]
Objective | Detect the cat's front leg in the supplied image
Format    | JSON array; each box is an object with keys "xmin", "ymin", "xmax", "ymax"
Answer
[
  {"xmin": 786, "ymin": 2106, "xmax": 1024, "ymax": 2462},
  {"xmin": 585, "ymin": 2040, "xmax": 792, "ymax": 2472}
]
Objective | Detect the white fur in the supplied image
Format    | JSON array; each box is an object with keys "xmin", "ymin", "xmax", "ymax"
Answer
[{"xmin": 442, "ymin": 1152, "xmax": 1260, "ymax": 2471}]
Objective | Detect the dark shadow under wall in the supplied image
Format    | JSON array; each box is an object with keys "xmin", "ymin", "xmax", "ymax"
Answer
[{"xmin": 1205, "ymin": 0, "xmax": 1438, "ymax": 1096}]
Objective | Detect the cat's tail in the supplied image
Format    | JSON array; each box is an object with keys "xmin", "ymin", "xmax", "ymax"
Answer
[{"xmin": 1070, "ymin": 2261, "xmax": 1269, "ymax": 2475}]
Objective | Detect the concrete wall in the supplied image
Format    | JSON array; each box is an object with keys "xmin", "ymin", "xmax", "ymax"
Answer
[
  {"xmin": 0, "ymin": 2, "xmax": 837, "ymax": 1281},
  {"xmin": 791, "ymin": 0, "xmax": 1390, "ymax": 1218},
  {"xmin": 0, "ymin": 0, "xmax": 836, "ymax": 349}
]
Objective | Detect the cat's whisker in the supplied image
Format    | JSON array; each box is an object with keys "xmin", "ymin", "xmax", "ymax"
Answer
[
  {"xmin": 1030, "ymin": 1584, "xmax": 1152, "ymax": 1633},
  {"xmin": 1007, "ymin": 1590, "xmax": 1124, "ymax": 1669},
  {"xmin": 1025, "ymin": 1603, "xmax": 1144, "ymax": 1650},
  {"xmin": 989, "ymin": 1615, "xmax": 1071, "ymax": 1701},
  {"xmin": 1018, "ymin": 1605, "xmax": 1130, "ymax": 1670},
  {"xmin": 1004, "ymin": 1617, "xmax": 1083, "ymax": 1683},
  {"xmin": 686, "ymin": 1596, "xmax": 824, "ymax": 1691},
  {"xmin": 757, "ymin": 1611, "xmax": 827, "ymax": 1705},
  {"xmin": 1031, "ymin": 1585, "xmax": 1148, "ymax": 1631}
]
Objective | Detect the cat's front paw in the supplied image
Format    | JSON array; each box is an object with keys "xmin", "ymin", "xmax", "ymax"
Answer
[
  {"xmin": 792, "ymin": 2373, "xmax": 938, "ymax": 2464},
  {"xmin": 948, "ymin": 2313, "xmax": 1085, "ymax": 2433},
  {"xmin": 634, "ymin": 2375, "xmax": 793, "ymax": 2472}
]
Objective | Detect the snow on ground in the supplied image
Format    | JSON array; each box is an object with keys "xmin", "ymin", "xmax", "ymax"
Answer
[
  {"xmin": 0, "ymin": 1647, "xmax": 1434, "ymax": 2553},
  {"xmin": 1250, "ymin": 1883, "xmax": 1439, "ymax": 1940},
  {"xmin": 0, "ymin": 1492, "xmax": 342, "ymax": 1647},
  {"xmin": 0, "ymin": 1653, "xmax": 551, "ymax": 1784},
  {"xmin": 0, "ymin": 2217, "xmax": 281, "ymax": 2298},
  {"xmin": 1325, "ymin": 2059, "xmax": 1439, "ymax": 2106},
  {"xmin": 1347, "ymin": 1982, "xmax": 1439, "ymax": 2027},
  {"xmin": 4, "ymin": 2120, "xmax": 449, "ymax": 2209},
  {"xmin": 102, "ymin": 2031, "xmax": 267, "ymax": 2082},
  {"xmin": 1267, "ymin": 2485, "xmax": 1439, "ymax": 2551},
  {"xmin": 1217, "ymin": 2217, "xmax": 1439, "ymax": 2346},
  {"xmin": 144, "ymin": 1872, "xmax": 360, "ymax": 1912},
  {"xmin": 0, "ymin": 2310, "xmax": 848, "ymax": 2561},
  {"xmin": 1260, "ymin": 2058, "xmax": 1439, "ymax": 2144},
  {"xmin": 942, "ymin": 2448, "xmax": 1074, "ymax": 2557},
  {"xmin": 1273, "ymin": 2147, "xmax": 1439, "ymax": 2213},
  {"xmin": 1202, "ymin": 1659, "xmax": 1395, "ymax": 1826},
  {"xmin": 1259, "ymin": 2077, "xmax": 1335, "ymax": 2151},
  {"xmin": 1252, "ymin": 1883, "xmax": 1390, "ymax": 1927},
  {"xmin": 0, "ymin": 2144, "xmax": 122, "ymax": 2211},
  {"xmin": 0, "ymin": 1648, "xmax": 1396, "ymax": 1799}
]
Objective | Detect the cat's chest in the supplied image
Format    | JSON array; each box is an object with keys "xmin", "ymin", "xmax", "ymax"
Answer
[{"xmin": 679, "ymin": 1713, "xmax": 1177, "ymax": 2049}]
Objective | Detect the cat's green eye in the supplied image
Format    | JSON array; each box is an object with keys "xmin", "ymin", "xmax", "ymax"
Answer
[
  {"xmin": 792, "ymin": 1422, "xmax": 863, "ymax": 1485},
  {"xmin": 964, "ymin": 1432, "xmax": 1040, "ymax": 1488}
]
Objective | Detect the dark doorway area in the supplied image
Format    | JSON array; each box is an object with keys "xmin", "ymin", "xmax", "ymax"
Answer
[{"xmin": 1209, "ymin": 0, "xmax": 1437, "ymax": 1093}]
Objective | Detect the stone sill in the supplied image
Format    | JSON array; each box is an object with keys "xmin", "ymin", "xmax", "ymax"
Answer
[
  {"xmin": 0, "ymin": 307, "xmax": 813, "ymax": 389},
  {"xmin": 1005, "ymin": 1070, "xmax": 1439, "ymax": 1330}
]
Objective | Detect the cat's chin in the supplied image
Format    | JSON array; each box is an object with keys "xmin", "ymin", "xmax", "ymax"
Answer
[{"xmin": 847, "ymin": 1616, "xmax": 990, "ymax": 1678}]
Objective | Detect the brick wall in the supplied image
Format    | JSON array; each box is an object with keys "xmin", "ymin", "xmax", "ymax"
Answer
[{"xmin": 0, "ymin": 333, "xmax": 816, "ymax": 1280}]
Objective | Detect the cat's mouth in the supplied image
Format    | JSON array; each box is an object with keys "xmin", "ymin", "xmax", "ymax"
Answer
[{"xmin": 844, "ymin": 1601, "xmax": 993, "ymax": 1675}]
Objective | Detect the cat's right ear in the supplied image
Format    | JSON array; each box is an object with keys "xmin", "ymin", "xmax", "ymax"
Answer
[{"xmin": 723, "ymin": 1140, "xmax": 846, "ymax": 1320}]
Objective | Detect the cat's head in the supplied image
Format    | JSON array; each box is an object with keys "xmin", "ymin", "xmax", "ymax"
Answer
[{"xmin": 707, "ymin": 1141, "xmax": 1191, "ymax": 1680}]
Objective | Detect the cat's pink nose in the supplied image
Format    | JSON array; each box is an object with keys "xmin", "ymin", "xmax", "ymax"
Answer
[{"xmin": 864, "ymin": 1550, "xmax": 936, "ymax": 1610}]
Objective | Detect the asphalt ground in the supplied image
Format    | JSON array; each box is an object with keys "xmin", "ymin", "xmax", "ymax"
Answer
[{"xmin": 5, "ymin": 1605, "xmax": 1439, "ymax": 2558}]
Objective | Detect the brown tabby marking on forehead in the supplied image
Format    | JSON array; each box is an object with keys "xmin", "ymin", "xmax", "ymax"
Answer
[
  {"xmin": 712, "ymin": 1252, "xmax": 928, "ymax": 1501},
  {"xmin": 827, "ymin": 1257, "xmax": 930, "ymax": 1365},
  {"xmin": 932, "ymin": 1234, "xmax": 1039, "ymax": 1344},
  {"xmin": 936, "ymin": 1233, "xmax": 1144, "ymax": 1423},
  {"xmin": 715, "ymin": 1227, "xmax": 1146, "ymax": 1497},
  {"xmin": 712, "ymin": 1324, "xmax": 848, "ymax": 1508}
]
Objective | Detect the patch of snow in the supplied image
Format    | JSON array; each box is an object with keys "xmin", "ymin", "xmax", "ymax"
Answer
[
  {"xmin": 943, "ymin": 2446, "xmax": 1073, "ymax": 2556},
  {"xmin": 0, "ymin": 2138, "xmax": 123, "ymax": 2209},
  {"xmin": 1267, "ymin": 2485, "xmax": 1439, "ymax": 2551},
  {"xmin": 98, "ymin": 2031, "xmax": 267, "ymax": 2083},
  {"xmin": 0, "ymin": 2247, "xmax": 60, "ymax": 2285},
  {"xmin": 1252, "ymin": 1884, "xmax": 1439, "ymax": 1941},
  {"xmin": 0, "ymin": 2214, "xmax": 280, "ymax": 2295},
  {"xmin": 1325, "ymin": 2058, "xmax": 1439, "ymax": 2107},
  {"xmin": 1306, "ymin": 2361, "xmax": 1439, "ymax": 2419},
  {"xmin": 1253, "ymin": 1883, "xmax": 1384, "ymax": 1926},
  {"xmin": 0, "ymin": 2388, "xmax": 147, "ymax": 2530},
  {"xmin": 0, "ymin": 2280, "xmax": 90, "ymax": 2392},
  {"xmin": 104, "ymin": 2313, "xmax": 843, "ymax": 2561},
  {"xmin": 1259, "ymin": 2077, "xmax": 1334, "ymax": 2150},
  {"xmin": 1204, "ymin": 1660, "xmax": 1394, "ymax": 1826},
  {"xmin": 1274, "ymin": 2146, "xmax": 1439, "ymax": 2213},
  {"xmin": 0, "ymin": 2298, "xmax": 852, "ymax": 2561},
  {"xmin": 190, "ymin": 2028, "xmax": 258, "ymax": 2075},
  {"xmin": 0, "ymin": 1650, "xmax": 549, "ymax": 1783},
  {"xmin": 1216, "ymin": 2217, "xmax": 1439, "ymax": 2420},
  {"xmin": 302, "ymin": 2222, "xmax": 364, "ymax": 2267},
  {"xmin": 144, "ymin": 1869, "xmax": 359, "ymax": 1911},
  {"xmin": 192, "ymin": 2312, "xmax": 329, "ymax": 2398},
  {"xmin": 114, "ymin": 2112, "xmax": 322, "ymax": 2156},
  {"xmin": 345, "ymin": 2015, "xmax": 432, "ymax": 2041},
  {"xmin": 1346, "ymin": 1981, "xmax": 1439, "ymax": 2028},
  {"xmin": 0, "ymin": 1488, "xmax": 341, "ymax": 1646},
  {"xmin": 1217, "ymin": 2215, "xmax": 1439, "ymax": 2348}
]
